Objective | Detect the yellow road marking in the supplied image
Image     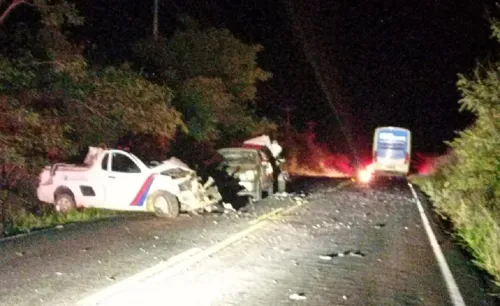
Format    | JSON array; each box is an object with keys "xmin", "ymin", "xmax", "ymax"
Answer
[
  {"xmin": 278, "ymin": 201, "xmax": 305, "ymax": 216},
  {"xmin": 79, "ymin": 222, "xmax": 271, "ymax": 305},
  {"xmin": 248, "ymin": 207, "xmax": 284, "ymax": 225}
]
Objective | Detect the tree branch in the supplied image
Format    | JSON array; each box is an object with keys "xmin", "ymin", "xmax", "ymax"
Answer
[{"xmin": 0, "ymin": 0, "xmax": 36, "ymax": 26}]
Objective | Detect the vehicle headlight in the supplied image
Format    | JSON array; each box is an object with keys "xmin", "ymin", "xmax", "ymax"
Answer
[{"xmin": 239, "ymin": 170, "xmax": 256, "ymax": 181}]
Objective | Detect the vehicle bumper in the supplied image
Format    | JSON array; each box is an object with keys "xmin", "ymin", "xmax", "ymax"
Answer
[
  {"xmin": 177, "ymin": 182, "xmax": 223, "ymax": 211},
  {"xmin": 373, "ymin": 164, "xmax": 409, "ymax": 176}
]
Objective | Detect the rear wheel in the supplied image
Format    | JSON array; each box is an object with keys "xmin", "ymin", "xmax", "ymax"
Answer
[
  {"xmin": 54, "ymin": 192, "xmax": 76, "ymax": 213},
  {"xmin": 266, "ymin": 183, "xmax": 274, "ymax": 197},
  {"xmin": 149, "ymin": 191, "xmax": 180, "ymax": 218},
  {"xmin": 277, "ymin": 174, "xmax": 287, "ymax": 193}
]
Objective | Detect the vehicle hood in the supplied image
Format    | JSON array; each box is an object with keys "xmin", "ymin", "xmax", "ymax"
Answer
[{"xmin": 151, "ymin": 157, "xmax": 194, "ymax": 173}]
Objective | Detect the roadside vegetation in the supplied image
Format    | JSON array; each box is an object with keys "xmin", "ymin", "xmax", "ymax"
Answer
[
  {"xmin": 6, "ymin": 207, "xmax": 123, "ymax": 236},
  {"xmin": 0, "ymin": 1, "xmax": 276, "ymax": 237},
  {"xmin": 412, "ymin": 19, "xmax": 500, "ymax": 284}
]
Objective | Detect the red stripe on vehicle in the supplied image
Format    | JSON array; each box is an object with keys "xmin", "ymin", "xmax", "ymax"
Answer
[{"xmin": 130, "ymin": 174, "xmax": 155, "ymax": 206}]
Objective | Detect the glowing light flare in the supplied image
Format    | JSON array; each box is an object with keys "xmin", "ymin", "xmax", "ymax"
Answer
[
  {"xmin": 285, "ymin": 152, "xmax": 353, "ymax": 178},
  {"xmin": 357, "ymin": 169, "xmax": 372, "ymax": 183},
  {"xmin": 357, "ymin": 163, "xmax": 374, "ymax": 184}
]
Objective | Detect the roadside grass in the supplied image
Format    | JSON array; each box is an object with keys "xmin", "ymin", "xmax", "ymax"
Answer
[
  {"xmin": 411, "ymin": 175, "xmax": 500, "ymax": 287},
  {"xmin": 4, "ymin": 206, "xmax": 123, "ymax": 237}
]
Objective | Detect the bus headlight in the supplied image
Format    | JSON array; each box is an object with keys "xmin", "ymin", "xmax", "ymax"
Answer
[
  {"xmin": 357, "ymin": 163, "xmax": 374, "ymax": 184},
  {"xmin": 358, "ymin": 169, "xmax": 372, "ymax": 183}
]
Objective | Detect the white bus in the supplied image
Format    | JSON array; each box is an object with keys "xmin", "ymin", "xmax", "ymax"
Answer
[{"xmin": 372, "ymin": 126, "xmax": 411, "ymax": 177}]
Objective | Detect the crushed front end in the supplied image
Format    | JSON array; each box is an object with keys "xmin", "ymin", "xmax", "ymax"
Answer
[
  {"xmin": 176, "ymin": 173, "xmax": 222, "ymax": 211},
  {"xmin": 158, "ymin": 161, "xmax": 223, "ymax": 212}
]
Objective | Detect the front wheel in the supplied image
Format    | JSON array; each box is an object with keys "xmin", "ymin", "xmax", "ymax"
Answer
[
  {"xmin": 149, "ymin": 191, "xmax": 180, "ymax": 218},
  {"xmin": 55, "ymin": 193, "xmax": 76, "ymax": 213}
]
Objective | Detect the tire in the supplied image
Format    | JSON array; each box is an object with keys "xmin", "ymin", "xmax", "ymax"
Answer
[
  {"xmin": 266, "ymin": 185, "xmax": 274, "ymax": 197},
  {"xmin": 54, "ymin": 192, "xmax": 76, "ymax": 213},
  {"xmin": 149, "ymin": 191, "xmax": 180, "ymax": 218},
  {"xmin": 253, "ymin": 180, "xmax": 262, "ymax": 202},
  {"xmin": 265, "ymin": 181, "xmax": 274, "ymax": 197},
  {"xmin": 277, "ymin": 175, "xmax": 286, "ymax": 193}
]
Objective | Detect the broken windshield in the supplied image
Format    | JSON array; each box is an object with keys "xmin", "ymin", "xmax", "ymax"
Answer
[{"xmin": 220, "ymin": 151, "xmax": 258, "ymax": 164}]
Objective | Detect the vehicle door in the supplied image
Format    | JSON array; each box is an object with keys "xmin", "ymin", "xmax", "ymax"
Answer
[
  {"xmin": 90, "ymin": 152, "xmax": 112, "ymax": 208},
  {"xmin": 104, "ymin": 152, "xmax": 148, "ymax": 208}
]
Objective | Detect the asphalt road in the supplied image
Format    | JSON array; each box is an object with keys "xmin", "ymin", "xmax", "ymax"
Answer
[{"xmin": 0, "ymin": 177, "xmax": 498, "ymax": 306}]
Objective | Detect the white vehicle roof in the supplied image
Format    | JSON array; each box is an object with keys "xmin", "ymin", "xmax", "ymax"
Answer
[
  {"xmin": 242, "ymin": 135, "xmax": 282, "ymax": 158},
  {"xmin": 82, "ymin": 146, "xmax": 193, "ymax": 173}
]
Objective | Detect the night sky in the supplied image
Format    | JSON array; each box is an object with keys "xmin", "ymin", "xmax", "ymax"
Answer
[{"xmin": 74, "ymin": 0, "xmax": 500, "ymax": 158}]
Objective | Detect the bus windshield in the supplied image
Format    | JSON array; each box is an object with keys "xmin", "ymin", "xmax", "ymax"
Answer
[{"xmin": 375, "ymin": 128, "xmax": 409, "ymax": 160}]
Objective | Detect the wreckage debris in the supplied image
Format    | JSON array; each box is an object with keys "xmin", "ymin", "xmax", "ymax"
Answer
[
  {"xmin": 275, "ymin": 192, "xmax": 289, "ymax": 197},
  {"xmin": 319, "ymin": 250, "xmax": 366, "ymax": 260},
  {"xmin": 319, "ymin": 255, "xmax": 333, "ymax": 260},
  {"xmin": 274, "ymin": 191, "xmax": 308, "ymax": 198},
  {"xmin": 289, "ymin": 293, "xmax": 307, "ymax": 301},
  {"xmin": 222, "ymin": 202, "xmax": 237, "ymax": 212}
]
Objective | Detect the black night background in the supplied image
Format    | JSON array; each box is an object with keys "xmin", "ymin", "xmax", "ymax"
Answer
[{"xmin": 73, "ymin": 0, "xmax": 499, "ymax": 158}]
